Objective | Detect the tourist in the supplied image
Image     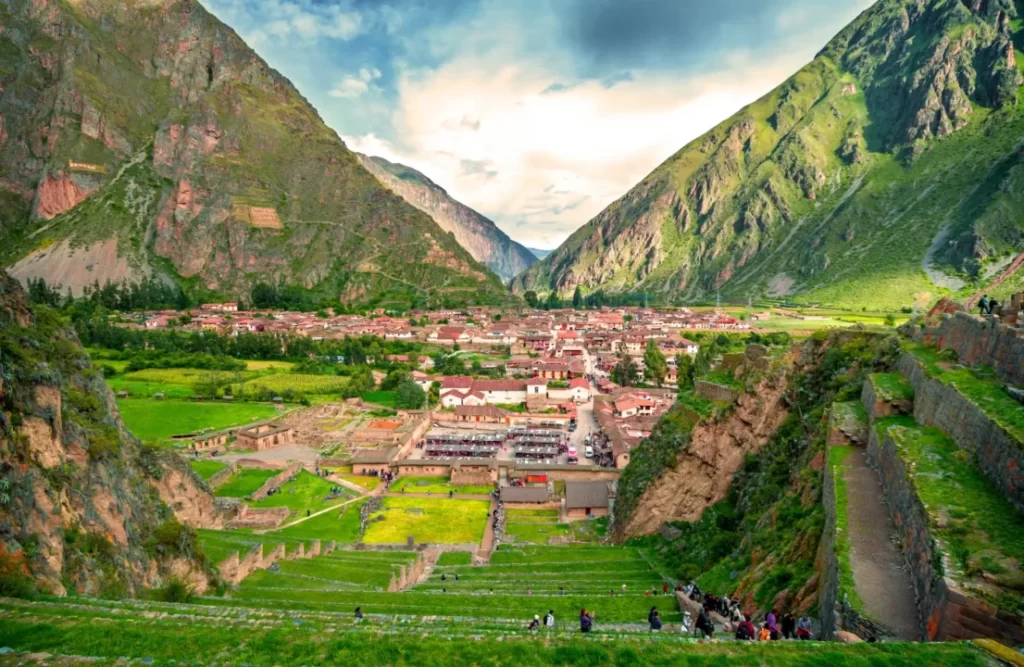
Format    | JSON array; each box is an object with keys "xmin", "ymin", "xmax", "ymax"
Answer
[
  {"xmin": 782, "ymin": 613, "xmax": 796, "ymax": 639},
  {"xmin": 441, "ymin": 574, "xmax": 447, "ymax": 582},
  {"xmin": 621, "ymin": 584, "xmax": 626, "ymax": 594},
  {"xmin": 528, "ymin": 615, "xmax": 540, "ymax": 632},
  {"xmin": 610, "ymin": 590, "xmax": 615, "ymax": 596},
  {"xmin": 662, "ymin": 582, "xmax": 669, "ymax": 595},
  {"xmin": 449, "ymin": 490, "xmax": 454, "ymax": 498},
  {"xmin": 454, "ymin": 574, "xmax": 459, "ymax": 581},
  {"xmin": 696, "ymin": 607, "xmax": 713, "ymax": 639},
  {"xmin": 644, "ymin": 589, "xmax": 651, "ymax": 598},
  {"xmin": 489, "ymin": 588, "xmax": 494, "ymax": 594},
  {"xmin": 735, "ymin": 614, "xmax": 755, "ymax": 641},
  {"xmin": 544, "ymin": 610, "xmax": 555, "ymax": 629},
  {"xmin": 765, "ymin": 609, "xmax": 778, "ymax": 635},
  {"xmin": 648, "ymin": 606, "xmax": 658, "ymax": 625},
  {"xmin": 796, "ymin": 615, "xmax": 813, "ymax": 640},
  {"xmin": 306, "ymin": 509, "xmax": 311, "ymax": 517},
  {"xmin": 580, "ymin": 609, "xmax": 593, "ymax": 633},
  {"xmin": 989, "ymin": 298, "xmax": 1000, "ymax": 315},
  {"xmin": 650, "ymin": 609, "xmax": 662, "ymax": 631},
  {"xmin": 681, "ymin": 610, "xmax": 692, "ymax": 634},
  {"xmin": 979, "ymin": 295, "xmax": 990, "ymax": 315},
  {"xmin": 758, "ymin": 625, "xmax": 771, "ymax": 642},
  {"xmin": 355, "ymin": 606, "xmax": 363, "ymax": 619},
  {"xmin": 526, "ymin": 588, "xmax": 532, "ymax": 596},
  {"xmin": 558, "ymin": 587, "xmax": 565, "ymax": 596}
]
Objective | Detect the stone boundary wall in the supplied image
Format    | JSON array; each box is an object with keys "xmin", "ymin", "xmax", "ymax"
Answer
[
  {"xmin": 206, "ymin": 462, "xmax": 238, "ymax": 490},
  {"xmin": 450, "ymin": 469, "xmax": 493, "ymax": 486},
  {"xmin": 319, "ymin": 457, "xmax": 351, "ymax": 467},
  {"xmin": 503, "ymin": 501, "xmax": 561, "ymax": 511},
  {"xmin": 694, "ymin": 381, "xmax": 738, "ymax": 403},
  {"xmin": 251, "ymin": 463, "xmax": 302, "ymax": 501},
  {"xmin": 216, "ymin": 539, "xmax": 336, "ymax": 585},
  {"xmin": 388, "ymin": 552, "xmax": 429, "ymax": 592},
  {"xmin": 921, "ymin": 312, "xmax": 1024, "ymax": 386},
  {"xmin": 820, "ymin": 449, "xmax": 897, "ymax": 641},
  {"xmin": 860, "ymin": 376, "xmax": 912, "ymax": 421},
  {"xmin": 511, "ymin": 468, "xmax": 620, "ymax": 482},
  {"xmin": 227, "ymin": 504, "xmax": 290, "ymax": 529},
  {"xmin": 897, "ymin": 352, "xmax": 1024, "ymax": 510},
  {"xmin": 234, "ymin": 458, "xmax": 284, "ymax": 470},
  {"xmin": 867, "ymin": 427, "xmax": 1024, "ymax": 644}
]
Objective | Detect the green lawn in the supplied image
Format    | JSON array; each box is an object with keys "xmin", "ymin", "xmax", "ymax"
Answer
[
  {"xmin": 504, "ymin": 509, "xmax": 570, "ymax": 545},
  {"xmin": 213, "ymin": 468, "xmax": 280, "ymax": 498},
  {"xmin": 362, "ymin": 497, "xmax": 490, "ymax": 544},
  {"xmin": 272, "ymin": 499, "xmax": 368, "ymax": 544},
  {"xmin": 189, "ymin": 460, "xmax": 228, "ymax": 481},
  {"xmin": 436, "ymin": 551, "xmax": 473, "ymax": 566},
  {"xmin": 115, "ymin": 398, "xmax": 278, "ymax": 444},
  {"xmin": 361, "ymin": 390, "xmax": 398, "ymax": 407},
  {"xmin": 250, "ymin": 470, "xmax": 354, "ymax": 517},
  {"xmin": 391, "ymin": 476, "xmax": 493, "ymax": 495},
  {"xmin": 339, "ymin": 474, "xmax": 381, "ymax": 491}
]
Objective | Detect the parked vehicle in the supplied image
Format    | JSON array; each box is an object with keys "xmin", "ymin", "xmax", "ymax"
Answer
[{"xmin": 585, "ymin": 446, "xmax": 594, "ymax": 458}]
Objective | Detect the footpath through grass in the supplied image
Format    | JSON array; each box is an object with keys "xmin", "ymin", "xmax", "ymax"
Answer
[
  {"xmin": 250, "ymin": 470, "xmax": 355, "ymax": 518},
  {"xmin": 116, "ymin": 398, "xmax": 278, "ymax": 444},
  {"xmin": 271, "ymin": 498, "xmax": 368, "ymax": 543}
]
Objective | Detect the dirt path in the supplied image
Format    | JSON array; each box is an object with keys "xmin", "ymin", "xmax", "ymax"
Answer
[
  {"xmin": 477, "ymin": 498, "xmax": 498, "ymax": 563},
  {"xmin": 260, "ymin": 491, "xmax": 368, "ymax": 533},
  {"xmin": 844, "ymin": 448, "xmax": 921, "ymax": 640}
]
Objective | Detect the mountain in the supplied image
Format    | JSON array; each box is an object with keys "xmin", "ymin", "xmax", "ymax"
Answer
[
  {"xmin": 527, "ymin": 247, "xmax": 553, "ymax": 260},
  {"xmin": 0, "ymin": 0, "xmax": 511, "ymax": 309},
  {"xmin": 0, "ymin": 268, "xmax": 217, "ymax": 597},
  {"xmin": 356, "ymin": 154, "xmax": 536, "ymax": 282},
  {"xmin": 513, "ymin": 0, "xmax": 1024, "ymax": 310}
]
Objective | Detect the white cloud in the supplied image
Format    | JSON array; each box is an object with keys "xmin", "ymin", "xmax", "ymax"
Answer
[
  {"xmin": 330, "ymin": 66, "xmax": 381, "ymax": 98},
  {"xmin": 206, "ymin": 0, "xmax": 362, "ymax": 42}
]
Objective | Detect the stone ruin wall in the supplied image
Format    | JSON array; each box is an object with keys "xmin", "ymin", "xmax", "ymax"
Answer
[{"xmin": 919, "ymin": 310, "xmax": 1024, "ymax": 386}]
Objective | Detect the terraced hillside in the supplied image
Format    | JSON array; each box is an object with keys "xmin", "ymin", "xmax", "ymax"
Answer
[
  {"xmin": 513, "ymin": 0, "xmax": 1024, "ymax": 309},
  {"xmin": 0, "ymin": 0, "xmax": 511, "ymax": 308}
]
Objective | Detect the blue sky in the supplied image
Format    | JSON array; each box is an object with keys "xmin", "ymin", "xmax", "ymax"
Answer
[{"xmin": 204, "ymin": 0, "xmax": 875, "ymax": 249}]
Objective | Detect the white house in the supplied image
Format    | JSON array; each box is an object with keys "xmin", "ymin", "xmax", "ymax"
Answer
[{"xmin": 569, "ymin": 378, "xmax": 591, "ymax": 403}]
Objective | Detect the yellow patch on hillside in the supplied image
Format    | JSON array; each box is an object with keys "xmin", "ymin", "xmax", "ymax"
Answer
[
  {"xmin": 68, "ymin": 162, "xmax": 108, "ymax": 174},
  {"xmin": 249, "ymin": 207, "xmax": 282, "ymax": 229}
]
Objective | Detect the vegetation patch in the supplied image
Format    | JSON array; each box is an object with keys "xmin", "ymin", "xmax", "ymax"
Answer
[
  {"xmin": 250, "ymin": 470, "xmax": 354, "ymax": 518},
  {"xmin": 213, "ymin": 468, "xmax": 279, "ymax": 499},
  {"xmin": 189, "ymin": 460, "xmax": 228, "ymax": 481},
  {"xmin": 115, "ymin": 398, "xmax": 278, "ymax": 445},
  {"xmin": 362, "ymin": 497, "xmax": 489, "ymax": 545}
]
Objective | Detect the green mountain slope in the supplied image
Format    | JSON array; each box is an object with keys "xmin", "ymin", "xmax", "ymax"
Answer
[
  {"xmin": 513, "ymin": 0, "xmax": 1024, "ymax": 310},
  {"xmin": 0, "ymin": 0, "xmax": 511, "ymax": 308},
  {"xmin": 357, "ymin": 154, "xmax": 536, "ymax": 282}
]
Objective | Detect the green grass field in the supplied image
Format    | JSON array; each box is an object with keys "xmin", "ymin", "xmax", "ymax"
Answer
[
  {"xmin": 361, "ymin": 390, "xmax": 398, "ymax": 407},
  {"xmin": 115, "ymin": 398, "xmax": 279, "ymax": 444},
  {"xmin": 339, "ymin": 474, "xmax": 381, "ymax": 491},
  {"xmin": 272, "ymin": 499, "xmax": 368, "ymax": 543},
  {"xmin": 189, "ymin": 460, "xmax": 228, "ymax": 481},
  {"xmin": 390, "ymin": 476, "xmax": 494, "ymax": 495},
  {"xmin": 504, "ymin": 509, "xmax": 571, "ymax": 545},
  {"xmin": 250, "ymin": 470, "xmax": 355, "ymax": 518},
  {"xmin": 363, "ymin": 497, "xmax": 490, "ymax": 544},
  {"xmin": 238, "ymin": 373, "xmax": 349, "ymax": 396},
  {"xmin": 213, "ymin": 468, "xmax": 280, "ymax": 498}
]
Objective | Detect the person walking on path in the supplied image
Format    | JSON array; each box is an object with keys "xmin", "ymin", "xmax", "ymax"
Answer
[
  {"xmin": 979, "ymin": 295, "xmax": 990, "ymax": 316},
  {"xmin": 782, "ymin": 613, "xmax": 796, "ymax": 639},
  {"xmin": 648, "ymin": 606, "xmax": 658, "ymax": 625},
  {"xmin": 696, "ymin": 607, "xmax": 713, "ymax": 639},
  {"xmin": 765, "ymin": 609, "xmax": 778, "ymax": 635},
  {"xmin": 528, "ymin": 615, "xmax": 540, "ymax": 632},
  {"xmin": 580, "ymin": 609, "xmax": 593, "ymax": 633},
  {"xmin": 354, "ymin": 606, "xmax": 363, "ymax": 620},
  {"xmin": 544, "ymin": 610, "xmax": 555, "ymax": 630},
  {"xmin": 662, "ymin": 582, "xmax": 669, "ymax": 595},
  {"xmin": 650, "ymin": 609, "xmax": 662, "ymax": 631}
]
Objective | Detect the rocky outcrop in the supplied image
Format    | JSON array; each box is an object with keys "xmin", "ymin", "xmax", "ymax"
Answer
[
  {"xmin": 513, "ymin": 0, "xmax": 1024, "ymax": 308},
  {"xmin": 0, "ymin": 269, "xmax": 214, "ymax": 596},
  {"xmin": 33, "ymin": 173, "xmax": 100, "ymax": 220},
  {"xmin": 357, "ymin": 154, "xmax": 536, "ymax": 282},
  {"xmin": 620, "ymin": 377, "xmax": 789, "ymax": 537}
]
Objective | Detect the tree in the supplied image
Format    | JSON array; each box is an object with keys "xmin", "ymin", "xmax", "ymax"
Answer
[
  {"xmin": 884, "ymin": 313, "xmax": 896, "ymax": 327},
  {"xmin": 381, "ymin": 370, "xmax": 410, "ymax": 391},
  {"xmin": 610, "ymin": 353, "xmax": 639, "ymax": 387},
  {"xmin": 524, "ymin": 291, "xmax": 539, "ymax": 308},
  {"xmin": 572, "ymin": 286, "xmax": 582, "ymax": 309},
  {"xmin": 693, "ymin": 345, "xmax": 713, "ymax": 378},
  {"xmin": 643, "ymin": 339, "xmax": 667, "ymax": 387},
  {"xmin": 674, "ymin": 354, "xmax": 694, "ymax": 391},
  {"xmin": 544, "ymin": 291, "xmax": 561, "ymax": 310},
  {"xmin": 395, "ymin": 380, "xmax": 426, "ymax": 409}
]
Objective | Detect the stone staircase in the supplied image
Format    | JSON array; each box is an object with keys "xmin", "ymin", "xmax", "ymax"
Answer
[{"xmin": 822, "ymin": 346, "xmax": 1024, "ymax": 646}]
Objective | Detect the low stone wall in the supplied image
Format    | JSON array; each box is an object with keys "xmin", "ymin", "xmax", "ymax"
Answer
[
  {"xmin": 206, "ymin": 462, "xmax": 238, "ymax": 490},
  {"xmin": 867, "ymin": 427, "xmax": 1024, "ymax": 644},
  {"xmin": 860, "ymin": 376, "xmax": 912, "ymax": 421},
  {"xmin": 388, "ymin": 552, "xmax": 430, "ymax": 592},
  {"xmin": 234, "ymin": 458, "xmax": 283, "ymax": 470},
  {"xmin": 512, "ymin": 467, "xmax": 620, "ymax": 482},
  {"xmin": 319, "ymin": 457, "xmax": 351, "ymax": 468},
  {"xmin": 897, "ymin": 352, "xmax": 1024, "ymax": 510},
  {"xmin": 227, "ymin": 504, "xmax": 290, "ymax": 529},
  {"xmin": 217, "ymin": 539, "xmax": 336, "ymax": 585},
  {"xmin": 694, "ymin": 381, "xmax": 738, "ymax": 403},
  {"xmin": 251, "ymin": 463, "xmax": 302, "ymax": 501},
  {"xmin": 922, "ymin": 311, "xmax": 1024, "ymax": 386},
  {"xmin": 504, "ymin": 501, "xmax": 561, "ymax": 511}
]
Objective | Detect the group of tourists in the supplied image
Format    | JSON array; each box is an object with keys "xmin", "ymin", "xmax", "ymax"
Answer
[
  {"xmin": 978, "ymin": 295, "xmax": 1001, "ymax": 316},
  {"xmin": 681, "ymin": 582, "xmax": 815, "ymax": 640},
  {"xmin": 527, "ymin": 610, "xmax": 556, "ymax": 632}
]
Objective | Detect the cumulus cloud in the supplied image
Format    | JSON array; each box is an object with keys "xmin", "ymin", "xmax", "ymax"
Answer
[{"xmin": 329, "ymin": 66, "xmax": 381, "ymax": 98}]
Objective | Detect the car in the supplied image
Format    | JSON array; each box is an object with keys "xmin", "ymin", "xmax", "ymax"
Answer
[
  {"xmin": 568, "ymin": 423, "xmax": 577, "ymax": 432},
  {"xmin": 584, "ymin": 446, "xmax": 594, "ymax": 458},
  {"xmin": 567, "ymin": 456, "xmax": 579, "ymax": 465}
]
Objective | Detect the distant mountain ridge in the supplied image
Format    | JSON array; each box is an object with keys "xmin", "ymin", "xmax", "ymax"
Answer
[
  {"xmin": 527, "ymin": 247, "xmax": 553, "ymax": 260},
  {"xmin": 513, "ymin": 0, "xmax": 1024, "ymax": 309},
  {"xmin": 0, "ymin": 0, "xmax": 511, "ymax": 308},
  {"xmin": 357, "ymin": 154, "xmax": 536, "ymax": 282}
]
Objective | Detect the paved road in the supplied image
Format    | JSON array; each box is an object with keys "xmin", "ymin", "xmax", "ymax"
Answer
[{"xmin": 570, "ymin": 398, "xmax": 598, "ymax": 463}]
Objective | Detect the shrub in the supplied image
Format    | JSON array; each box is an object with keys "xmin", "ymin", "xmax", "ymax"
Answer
[{"xmin": 153, "ymin": 577, "xmax": 193, "ymax": 603}]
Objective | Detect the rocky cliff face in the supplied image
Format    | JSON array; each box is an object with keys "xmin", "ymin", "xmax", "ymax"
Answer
[
  {"xmin": 0, "ymin": 269, "xmax": 215, "ymax": 596},
  {"xmin": 357, "ymin": 154, "xmax": 536, "ymax": 282},
  {"xmin": 0, "ymin": 0, "xmax": 510, "ymax": 307},
  {"xmin": 513, "ymin": 0, "xmax": 1024, "ymax": 309}
]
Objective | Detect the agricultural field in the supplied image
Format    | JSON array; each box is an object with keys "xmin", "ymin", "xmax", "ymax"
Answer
[
  {"xmin": 362, "ymin": 497, "xmax": 490, "ymax": 544},
  {"xmin": 115, "ymin": 398, "xmax": 279, "ymax": 445},
  {"xmin": 196, "ymin": 529, "xmax": 311, "ymax": 564},
  {"xmin": 250, "ymin": 470, "xmax": 356, "ymax": 518},
  {"xmin": 390, "ymin": 476, "xmax": 494, "ymax": 496},
  {"xmin": 212, "ymin": 468, "xmax": 280, "ymax": 498},
  {"xmin": 361, "ymin": 390, "xmax": 398, "ymax": 407},
  {"xmin": 245, "ymin": 360, "xmax": 296, "ymax": 371},
  {"xmin": 189, "ymin": 459, "xmax": 228, "ymax": 481},
  {"xmin": 237, "ymin": 373, "xmax": 349, "ymax": 396}
]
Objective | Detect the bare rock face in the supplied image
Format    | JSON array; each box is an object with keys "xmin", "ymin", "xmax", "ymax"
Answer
[
  {"xmin": 0, "ymin": 268, "xmax": 216, "ymax": 596},
  {"xmin": 621, "ymin": 377, "xmax": 790, "ymax": 537},
  {"xmin": 33, "ymin": 173, "xmax": 99, "ymax": 220}
]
